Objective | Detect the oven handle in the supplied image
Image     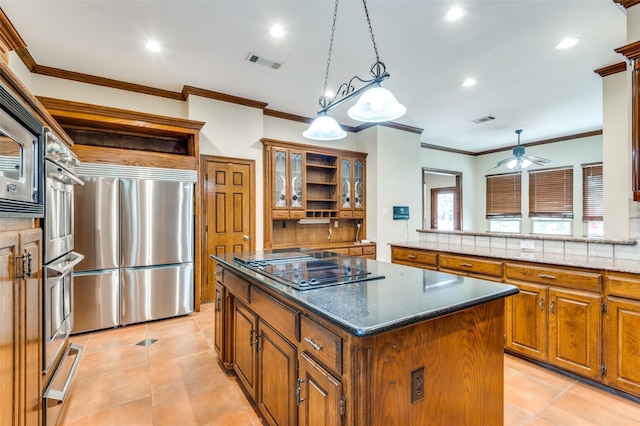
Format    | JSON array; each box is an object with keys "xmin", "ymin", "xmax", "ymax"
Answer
[
  {"xmin": 45, "ymin": 252, "xmax": 85, "ymax": 275},
  {"xmin": 46, "ymin": 160, "xmax": 84, "ymax": 186},
  {"xmin": 43, "ymin": 343, "xmax": 83, "ymax": 404}
]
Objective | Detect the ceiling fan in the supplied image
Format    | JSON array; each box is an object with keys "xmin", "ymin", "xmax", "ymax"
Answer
[{"xmin": 489, "ymin": 129, "xmax": 553, "ymax": 171}]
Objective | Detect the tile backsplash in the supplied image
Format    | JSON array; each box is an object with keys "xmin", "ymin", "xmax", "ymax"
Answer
[{"xmin": 417, "ymin": 230, "xmax": 639, "ymax": 261}]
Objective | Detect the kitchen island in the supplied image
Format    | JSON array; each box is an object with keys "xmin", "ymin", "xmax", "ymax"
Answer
[{"xmin": 211, "ymin": 250, "xmax": 518, "ymax": 426}]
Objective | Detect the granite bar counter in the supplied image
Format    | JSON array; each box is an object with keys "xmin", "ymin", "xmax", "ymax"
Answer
[
  {"xmin": 212, "ymin": 250, "xmax": 518, "ymax": 337},
  {"xmin": 211, "ymin": 250, "xmax": 518, "ymax": 425}
]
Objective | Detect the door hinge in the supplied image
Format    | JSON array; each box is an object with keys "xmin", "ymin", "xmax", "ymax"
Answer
[
  {"xmin": 339, "ymin": 395, "xmax": 346, "ymax": 416},
  {"xmin": 601, "ymin": 365, "xmax": 607, "ymax": 377},
  {"xmin": 601, "ymin": 302, "xmax": 607, "ymax": 313}
]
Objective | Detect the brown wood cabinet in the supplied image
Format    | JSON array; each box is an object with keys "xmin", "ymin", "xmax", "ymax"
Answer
[
  {"xmin": 604, "ymin": 273, "xmax": 640, "ymax": 395},
  {"xmin": 0, "ymin": 228, "xmax": 42, "ymax": 426},
  {"xmin": 216, "ymin": 260, "xmax": 506, "ymax": 425},
  {"xmin": 262, "ymin": 139, "xmax": 370, "ymax": 253},
  {"xmin": 505, "ymin": 262, "xmax": 602, "ymax": 380},
  {"xmin": 390, "ymin": 246, "xmax": 438, "ymax": 270}
]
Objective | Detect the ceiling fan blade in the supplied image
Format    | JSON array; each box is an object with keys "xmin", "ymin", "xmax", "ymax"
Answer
[
  {"xmin": 495, "ymin": 156, "xmax": 516, "ymax": 167},
  {"xmin": 523, "ymin": 155, "xmax": 553, "ymax": 166}
]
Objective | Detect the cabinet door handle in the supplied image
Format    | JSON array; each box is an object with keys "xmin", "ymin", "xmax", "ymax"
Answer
[
  {"xmin": 304, "ymin": 337, "xmax": 324, "ymax": 352},
  {"xmin": 255, "ymin": 332, "xmax": 263, "ymax": 352},
  {"xmin": 550, "ymin": 301, "xmax": 555, "ymax": 314},
  {"xmin": 296, "ymin": 378, "xmax": 305, "ymax": 406},
  {"xmin": 538, "ymin": 274, "xmax": 556, "ymax": 280},
  {"xmin": 460, "ymin": 262, "xmax": 473, "ymax": 268},
  {"xmin": 539, "ymin": 298, "xmax": 544, "ymax": 311},
  {"xmin": 215, "ymin": 295, "xmax": 222, "ymax": 312},
  {"xmin": 407, "ymin": 255, "xmax": 417, "ymax": 259}
]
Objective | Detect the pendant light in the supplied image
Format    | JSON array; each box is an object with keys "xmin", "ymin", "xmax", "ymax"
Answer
[
  {"xmin": 490, "ymin": 130, "xmax": 553, "ymax": 171},
  {"xmin": 304, "ymin": 0, "xmax": 406, "ymax": 140}
]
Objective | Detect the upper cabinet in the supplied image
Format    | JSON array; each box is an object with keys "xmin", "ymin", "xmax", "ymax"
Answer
[
  {"xmin": 271, "ymin": 147, "xmax": 306, "ymax": 219},
  {"xmin": 339, "ymin": 156, "xmax": 365, "ymax": 218},
  {"xmin": 262, "ymin": 139, "xmax": 368, "ymax": 250}
]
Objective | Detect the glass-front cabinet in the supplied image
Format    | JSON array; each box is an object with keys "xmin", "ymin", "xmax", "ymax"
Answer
[
  {"xmin": 270, "ymin": 147, "xmax": 305, "ymax": 219},
  {"xmin": 339, "ymin": 156, "xmax": 365, "ymax": 218}
]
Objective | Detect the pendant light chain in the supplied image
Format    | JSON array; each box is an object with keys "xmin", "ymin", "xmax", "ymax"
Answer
[
  {"xmin": 322, "ymin": 0, "xmax": 341, "ymax": 103},
  {"xmin": 362, "ymin": 0, "xmax": 380, "ymax": 65}
]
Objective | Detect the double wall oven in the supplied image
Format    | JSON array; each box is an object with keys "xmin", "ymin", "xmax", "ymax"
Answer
[{"xmin": 42, "ymin": 128, "xmax": 84, "ymax": 426}]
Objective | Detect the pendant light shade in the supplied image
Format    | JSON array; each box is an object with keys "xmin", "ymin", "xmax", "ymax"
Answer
[
  {"xmin": 303, "ymin": 114, "xmax": 347, "ymax": 140},
  {"xmin": 347, "ymin": 85, "xmax": 406, "ymax": 122}
]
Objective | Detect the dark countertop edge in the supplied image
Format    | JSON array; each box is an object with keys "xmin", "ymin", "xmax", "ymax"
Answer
[
  {"xmin": 416, "ymin": 229, "xmax": 637, "ymax": 246},
  {"xmin": 212, "ymin": 254, "xmax": 518, "ymax": 338}
]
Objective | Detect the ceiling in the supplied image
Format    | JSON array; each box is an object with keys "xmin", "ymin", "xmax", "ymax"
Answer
[{"xmin": 1, "ymin": 0, "xmax": 628, "ymax": 153}]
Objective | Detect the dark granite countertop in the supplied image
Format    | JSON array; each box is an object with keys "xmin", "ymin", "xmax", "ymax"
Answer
[{"xmin": 212, "ymin": 251, "xmax": 518, "ymax": 338}]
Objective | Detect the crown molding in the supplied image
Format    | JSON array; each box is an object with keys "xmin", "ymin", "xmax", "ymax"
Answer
[
  {"xmin": 0, "ymin": 8, "xmax": 26, "ymax": 51},
  {"xmin": 615, "ymin": 40, "xmax": 640, "ymax": 61},
  {"xmin": 182, "ymin": 85, "xmax": 267, "ymax": 109},
  {"xmin": 594, "ymin": 62, "xmax": 627, "ymax": 77},
  {"xmin": 421, "ymin": 143, "xmax": 475, "ymax": 156},
  {"xmin": 355, "ymin": 121, "xmax": 423, "ymax": 135},
  {"xmin": 614, "ymin": 0, "xmax": 640, "ymax": 8},
  {"xmin": 475, "ymin": 130, "xmax": 603, "ymax": 156}
]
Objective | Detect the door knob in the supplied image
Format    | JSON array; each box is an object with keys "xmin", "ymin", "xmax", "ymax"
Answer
[{"xmin": 243, "ymin": 235, "xmax": 249, "ymax": 241}]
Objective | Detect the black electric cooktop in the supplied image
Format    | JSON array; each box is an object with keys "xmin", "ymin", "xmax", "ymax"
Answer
[{"xmin": 233, "ymin": 251, "xmax": 385, "ymax": 290}]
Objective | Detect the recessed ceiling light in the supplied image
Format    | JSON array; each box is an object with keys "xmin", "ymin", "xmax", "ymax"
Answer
[
  {"xmin": 270, "ymin": 25, "xmax": 285, "ymax": 38},
  {"xmin": 145, "ymin": 40, "xmax": 161, "ymax": 52},
  {"xmin": 444, "ymin": 6, "xmax": 466, "ymax": 22},
  {"xmin": 555, "ymin": 37, "xmax": 579, "ymax": 49},
  {"xmin": 461, "ymin": 78, "xmax": 477, "ymax": 87}
]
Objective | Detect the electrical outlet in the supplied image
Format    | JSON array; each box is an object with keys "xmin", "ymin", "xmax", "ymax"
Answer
[
  {"xmin": 410, "ymin": 366, "xmax": 425, "ymax": 403},
  {"xmin": 520, "ymin": 240, "xmax": 535, "ymax": 250},
  {"xmin": 334, "ymin": 220, "xmax": 338, "ymax": 228}
]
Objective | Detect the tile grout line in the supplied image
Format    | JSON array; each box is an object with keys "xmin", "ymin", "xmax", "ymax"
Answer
[{"xmin": 519, "ymin": 379, "xmax": 579, "ymax": 425}]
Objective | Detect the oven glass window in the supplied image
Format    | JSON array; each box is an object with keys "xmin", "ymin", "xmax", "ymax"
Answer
[{"xmin": 50, "ymin": 278, "xmax": 64, "ymax": 336}]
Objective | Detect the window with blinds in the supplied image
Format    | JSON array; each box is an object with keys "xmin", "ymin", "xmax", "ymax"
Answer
[
  {"xmin": 486, "ymin": 173, "xmax": 521, "ymax": 218},
  {"xmin": 528, "ymin": 167, "xmax": 573, "ymax": 218},
  {"xmin": 582, "ymin": 163, "xmax": 603, "ymax": 221}
]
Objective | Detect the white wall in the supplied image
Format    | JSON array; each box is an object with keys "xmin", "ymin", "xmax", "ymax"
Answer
[
  {"xmin": 420, "ymin": 148, "xmax": 477, "ymax": 231},
  {"xmin": 474, "ymin": 135, "xmax": 603, "ymax": 236},
  {"xmin": 628, "ymin": 4, "xmax": 640, "ymax": 42}
]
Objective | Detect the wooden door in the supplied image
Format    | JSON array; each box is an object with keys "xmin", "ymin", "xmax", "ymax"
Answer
[
  {"xmin": 201, "ymin": 156, "xmax": 255, "ymax": 303},
  {"xmin": 605, "ymin": 296, "xmax": 640, "ymax": 395},
  {"xmin": 298, "ymin": 351, "xmax": 343, "ymax": 426},
  {"xmin": 257, "ymin": 319, "xmax": 297, "ymax": 426},
  {"xmin": 504, "ymin": 282, "xmax": 548, "ymax": 361},
  {"xmin": 0, "ymin": 231, "xmax": 18, "ymax": 426},
  {"xmin": 233, "ymin": 300, "xmax": 258, "ymax": 399},
  {"xmin": 548, "ymin": 288, "xmax": 601, "ymax": 380},
  {"xmin": 19, "ymin": 229, "xmax": 42, "ymax": 426}
]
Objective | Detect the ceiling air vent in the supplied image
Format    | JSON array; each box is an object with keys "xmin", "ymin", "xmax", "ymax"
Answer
[
  {"xmin": 246, "ymin": 52, "xmax": 283, "ymax": 70},
  {"xmin": 471, "ymin": 115, "xmax": 496, "ymax": 124}
]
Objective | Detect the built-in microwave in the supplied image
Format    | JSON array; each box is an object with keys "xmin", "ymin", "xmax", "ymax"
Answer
[{"xmin": 0, "ymin": 80, "xmax": 44, "ymax": 217}]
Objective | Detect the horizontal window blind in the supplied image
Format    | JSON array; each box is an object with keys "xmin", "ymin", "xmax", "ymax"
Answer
[
  {"xmin": 582, "ymin": 164, "xmax": 603, "ymax": 221},
  {"xmin": 486, "ymin": 173, "xmax": 521, "ymax": 218},
  {"xmin": 529, "ymin": 167, "xmax": 573, "ymax": 218}
]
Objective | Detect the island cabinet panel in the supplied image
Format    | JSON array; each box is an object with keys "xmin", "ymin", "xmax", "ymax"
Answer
[
  {"xmin": 504, "ymin": 282, "xmax": 548, "ymax": 361},
  {"xmin": 505, "ymin": 263, "xmax": 602, "ymax": 292},
  {"xmin": 438, "ymin": 253, "xmax": 503, "ymax": 281},
  {"xmin": 257, "ymin": 319, "xmax": 297, "ymax": 426},
  {"xmin": 368, "ymin": 299, "xmax": 505, "ymax": 426},
  {"xmin": 251, "ymin": 286, "xmax": 299, "ymax": 344},
  {"xmin": 548, "ymin": 288, "xmax": 602, "ymax": 380},
  {"xmin": 298, "ymin": 351, "xmax": 343, "ymax": 426},
  {"xmin": 223, "ymin": 269, "xmax": 250, "ymax": 304},
  {"xmin": 233, "ymin": 300, "xmax": 258, "ymax": 399},
  {"xmin": 390, "ymin": 247, "xmax": 437, "ymax": 270}
]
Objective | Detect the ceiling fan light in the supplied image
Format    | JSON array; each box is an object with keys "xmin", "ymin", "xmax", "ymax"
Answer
[
  {"xmin": 506, "ymin": 159, "xmax": 518, "ymax": 169},
  {"xmin": 520, "ymin": 158, "xmax": 532, "ymax": 169},
  {"xmin": 303, "ymin": 114, "xmax": 347, "ymax": 140},
  {"xmin": 347, "ymin": 86, "xmax": 406, "ymax": 122}
]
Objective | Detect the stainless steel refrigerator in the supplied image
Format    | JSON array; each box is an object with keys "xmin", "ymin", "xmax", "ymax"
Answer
[{"xmin": 72, "ymin": 164, "xmax": 196, "ymax": 333}]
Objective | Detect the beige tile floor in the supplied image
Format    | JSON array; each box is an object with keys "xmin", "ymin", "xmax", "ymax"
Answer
[{"xmin": 59, "ymin": 303, "xmax": 640, "ymax": 425}]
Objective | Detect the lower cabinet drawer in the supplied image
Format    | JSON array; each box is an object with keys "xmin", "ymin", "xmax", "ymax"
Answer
[
  {"xmin": 290, "ymin": 210, "xmax": 305, "ymax": 219},
  {"xmin": 439, "ymin": 254, "xmax": 503, "ymax": 278},
  {"xmin": 506, "ymin": 263, "xmax": 601, "ymax": 292},
  {"xmin": 250, "ymin": 287, "xmax": 299, "ymax": 343},
  {"xmin": 300, "ymin": 316, "xmax": 342, "ymax": 375},
  {"xmin": 223, "ymin": 269, "xmax": 250, "ymax": 304},
  {"xmin": 391, "ymin": 247, "xmax": 437, "ymax": 269},
  {"xmin": 348, "ymin": 247, "xmax": 363, "ymax": 256},
  {"xmin": 606, "ymin": 273, "xmax": 640, "ymax": 299},
  {"xmin": 272, "ymin": 210, "xmax": 289, "ymax": 219},
  {"xmin": 363, "ymin": 245, "xmax": 376, "ymax": 256}
]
